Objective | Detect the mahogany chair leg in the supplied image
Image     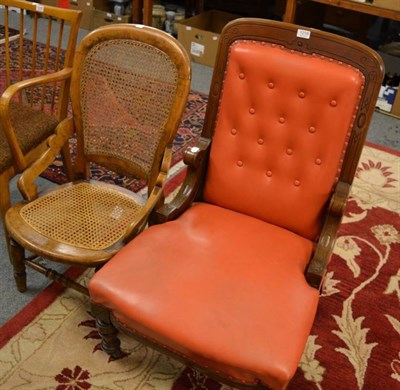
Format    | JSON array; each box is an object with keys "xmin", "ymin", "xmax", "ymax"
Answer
[
  {"xmin": 91, "ymin": 302, "xmax": 124, "ymax": 359},
  {"xmin": 10, "ymin": 237, "xmax": 27, "ymax": 292}
]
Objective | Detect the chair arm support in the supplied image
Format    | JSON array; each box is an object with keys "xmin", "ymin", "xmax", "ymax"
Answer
[
  {"xmin": 0, "ymin": 68, "xmax": 73, "ymax": 172},
  {"xmin": 183, "ymin": 137, "xmax": 211, "ymax": 168},
  {"xmin": 123, "ymin": 146, "xmax": 173, "ymax": 241},
  {"xmin": 123, "ymin": 185, "xmax": 164, "ymax": 242},
  {"xmin": 306, "ymin": 181, "xmax": 351, "ymax": 290},
  {"xmin": 17, "ymin": 118, "xmax": 75, "ymax": 201},
  {"xmin": 151, "ymin": 137, "xmax": 211, "ymax": 224}
]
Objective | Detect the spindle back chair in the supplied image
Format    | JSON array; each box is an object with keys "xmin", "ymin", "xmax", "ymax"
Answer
[{"xmin": 0, "ymin": 0, "xmax": 81, "ymax": 255}]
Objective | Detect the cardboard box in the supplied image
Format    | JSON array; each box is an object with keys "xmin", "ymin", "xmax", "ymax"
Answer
[
  {"xmin": 376, "ymin": 85, "xmax": 398, "ymax": 112},
  {"xmin": 68, "ymin": 0, "xmax": 93, "ymax": 30},
  {"xmin": 373, "ymin": 0, "xmax": 400, "ymax": 11},
  {"xmin": 176, "ymin": 10, "xmax": 239, "ymax": 67},
  {"xmin": 391, "ymin": 85, "xmax": 400, "ymax": 117},
  {"xmin": 91, "ymin": 0, "xmax": 131, "ymax": 30}
]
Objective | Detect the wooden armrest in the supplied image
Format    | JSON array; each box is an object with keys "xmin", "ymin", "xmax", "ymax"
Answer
[
  {"xmin": 123, "ymin": 185, "xmax": 164, "ymax": 242},
  {"xmin": 0, "ymin": 68, "xmax": 72, "ymax": 103},
  {"xmin": 183, "ymin": 138, "xmax": 210, "ymax": 168},
  {"xmin": 306, "ymin": 181, "xmax": 351, "ymax": 290},
  {"xmin": 151, "ymin": 137, "xmax": 211, "ymax": 224},
  {"xmin": 123, "ymin": 146, "xmax": 173, "ymax": 241},
  {"xmin": 17, "ymin": 118, "xmax": 75, "ymax": 201},
  {"xmin": 0, "ymin": 68, "xmax": 73, "ymax": 171}
]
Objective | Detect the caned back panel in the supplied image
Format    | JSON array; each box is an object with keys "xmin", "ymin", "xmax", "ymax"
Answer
[{"xmin": 78, "ymin": 39, "xmax": 178, "ymax": 179}]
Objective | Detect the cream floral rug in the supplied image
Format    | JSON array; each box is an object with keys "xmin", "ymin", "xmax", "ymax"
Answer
[{"xmin": 0, "ymin": 144, "xmax": 399, "ymax": 390}]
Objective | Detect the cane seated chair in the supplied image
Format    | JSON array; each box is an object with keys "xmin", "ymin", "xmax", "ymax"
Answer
[
  {"xmin": 5, "ymin": 24, "xmax": 191, "ymax": 295},
  {"xmin": 88, "ymin": 19, "xmax": 383, "ymax": 389},
  {"xmin": 0, "ymin": 0, "xmax": 81, "ymax": 256}
]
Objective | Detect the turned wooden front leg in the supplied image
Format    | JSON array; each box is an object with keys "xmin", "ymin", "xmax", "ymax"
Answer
[
  {"xmin": 10, "ymin": 238, "xmax": 27, "ymax": 292},
  {"xmin": 91, "ymin": 303, "xmax": 124, "ymax": 359}
]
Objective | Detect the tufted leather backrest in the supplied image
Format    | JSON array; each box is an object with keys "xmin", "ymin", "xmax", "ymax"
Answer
[{"xmin": 203, "ymin": 40, "xmax": 365, "ymax": 240}]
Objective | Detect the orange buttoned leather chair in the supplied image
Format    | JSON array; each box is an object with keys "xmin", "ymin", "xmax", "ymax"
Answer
[{"xmin": 88, "ymin": 18, "xmax": 383, "ymax": 389}]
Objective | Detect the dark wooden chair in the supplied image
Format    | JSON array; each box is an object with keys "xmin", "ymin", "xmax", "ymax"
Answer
[
  {"xmin": 89, "ymin": 18, "xmax": 383, "ymax": 389},
  {"xmin": 0, "ymin": 0, "xmax": 81, "ymax": 257},
  {"xmin": 5, "ymin": 24, "xmax": 191, "ymax": 295}
]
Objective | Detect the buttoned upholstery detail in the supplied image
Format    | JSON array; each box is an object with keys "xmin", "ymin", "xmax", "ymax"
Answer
[
  {"xmin": 89, "ymin": 203, "xmax": 319, "ymax": 389},
  {"xmin": 203, "ymin": 41, "xmax": 364, "ymax": 240}
]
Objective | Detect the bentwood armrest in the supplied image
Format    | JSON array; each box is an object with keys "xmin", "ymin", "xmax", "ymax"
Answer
[
  {"xmin": 306, "ymin": 181, "xmax": 351, "ymax": 290},
  {"xmin": 123, "ymin": 146, "xmax": 174, "ymax": 241},
  {"xmin": 17, "ymin": 118, "xmax": 75, "ymax": 202},
  {"xmin": 152, "ymin": 137, "xmax": 211, "ymax": 223},
  {"xmin": 0, "ymin": 68, "xmax": 73, "ymax": 172}
]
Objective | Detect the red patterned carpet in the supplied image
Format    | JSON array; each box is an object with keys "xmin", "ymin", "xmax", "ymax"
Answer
[
  {"xmin": 0, "ymin": 25, "xmax": 20, "ymax": 42},
  {"xmin": 0, "ymin": 143, "xmax": 399, "ymax": 390}
]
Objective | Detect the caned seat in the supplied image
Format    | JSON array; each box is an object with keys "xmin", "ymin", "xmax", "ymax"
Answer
[
  {"xmin": 5, "ymin": 24, "xmax": 191, "ymax": 294},
  {"xmin": 88, "ymin": 19, "xmax": 384, "ymax": 389},
  {"xmin": 17, "ymin": 182, "xmax": 144, "ymax": 251}
]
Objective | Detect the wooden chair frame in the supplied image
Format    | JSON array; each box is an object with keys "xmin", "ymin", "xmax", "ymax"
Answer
[
  {"xmin": 152, "ymin": 18, "xmax": 384, "ymax": 289},
  {"xmin": 5, "ymin": 24, "xmax": 191, "ymax": 295}
]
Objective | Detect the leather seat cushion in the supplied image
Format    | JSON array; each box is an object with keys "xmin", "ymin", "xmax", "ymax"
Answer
[
  {"xmin": 89, "ymin": 203, "xmax": 320, "ymax": 389},
  {"xmin": 0, "ymin": 102, "xmax": 59, "ymax": 173}
]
